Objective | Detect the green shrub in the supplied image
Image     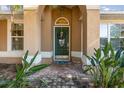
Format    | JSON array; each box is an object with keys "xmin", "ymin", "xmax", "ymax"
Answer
[
  {"xmin": 0, "ymin": 50, "xmax": 49, "ymax": 88},
  {"xmin": 84, "ymin": 42, "xmax": 124, "ymax": 88}
]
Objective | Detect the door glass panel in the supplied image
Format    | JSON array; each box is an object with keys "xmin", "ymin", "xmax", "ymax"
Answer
[{"xmin": 54, "ymin": 27, "xmax": 69, "ymax": 61}]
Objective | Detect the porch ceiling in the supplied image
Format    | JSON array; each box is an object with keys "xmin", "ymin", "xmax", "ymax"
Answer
[{"xmin": 62, "ymin": 5, "xmax": 76, "ymax": 9}]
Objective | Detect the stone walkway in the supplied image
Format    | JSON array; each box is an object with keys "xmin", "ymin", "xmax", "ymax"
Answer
[
  {"xmin": 29, "ymin": 63, "xmax": 93, "ymax": 88},
  {"xmin": 0, "ymin": 64, "xmax": 16, "ymax": 80},
  {"xmin": 29, "ymin": 63, "xmax": 84, "ymax": 78},
  {"xmin": 0, "ymin": 63, "xmax": 93, "ymax": 88}
]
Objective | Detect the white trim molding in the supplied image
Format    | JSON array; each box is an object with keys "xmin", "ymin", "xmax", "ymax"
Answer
[
  {"xmin": 86, "ymin": 5, "xmax": 100, "ymax": 10},
  {"xmin": 71, "ymin": 51, "xmax": 81, "ymax": 58},
  {"xmin": 53, "ymin": 26, "xmax": 71, "ymax": 61},
  {"xmin": 7, "ymin": 19, "xmax": 24, "ymax": 52},
  {"xmin": 7, "ymin": 19, "xmax": 11, "ymax": 51},
  {"xmin": 0, "ymin": 51, "xmax": 24, "ymax": 57},
  {"xmin": 24, "ymin": 5, "xmax": 39, "ymax": 10},
  {"xmin": 40, "ymin": 51, "xmax": 53, "ymax": 58}
]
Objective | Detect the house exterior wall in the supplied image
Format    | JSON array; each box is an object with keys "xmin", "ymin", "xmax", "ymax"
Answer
[
  {"xmin": 41, "ymin": 6, "xmax": 52, "ymax": 51},
  {"xmin": 0, "ymin": 5, "xmax": 100, "ymax": 65},
  {"xmin": 41, "ymin": 6, "xmax": 82, "ymax": 52},
  {"xmin": 72, "ymin": 6, "xmax": 81, "ymax": 51},
  {"xmin": 0, "ymin": 57, "xmax": 21, "ymax": 64},
  {"xmin": 82, "ymin": 6, "xmax": 87, "ymax": 55},
  {"xmin": 87, "ymin": 9, "xmax": 100, "ymax": 56},
  {"xmin": 0, "ymin": 20, "xmax": 7, "ymax": 51},
  {"xmin": 0, "ymin": 17, "xmax": 23, "ymax": 64},
  {"xmin": 24, "ymin": 10, "xmax": 41, "ymax": 55},
  {"xmin": 0, "ymin": 18, "xmax": 23, "ymax": 56}
]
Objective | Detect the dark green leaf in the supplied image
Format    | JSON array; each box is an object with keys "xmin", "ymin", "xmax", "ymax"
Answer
[
  {"xmin": 115, "ymin": 48, "xmax": 123, "ymax": 61},
  {"xmin": 29, "ymin": 51, "xmax": 39, "ymax": 66},
  {"xmin": 23, "ymin": 50, "xmax": 29, "ymax": 60},
  {"xmin": 90, "ymin": 58, "xmax": 96, "ymax": 66},
  {"xmin": 27, "ymin": 64, "xmax": 49, "ymax": 75}
]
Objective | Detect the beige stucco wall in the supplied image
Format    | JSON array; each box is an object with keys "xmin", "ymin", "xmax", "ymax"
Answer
[
  {"xmin": 80, "ymin": 6, "xmax": 87, "ymax": 55},
  {"xmin": 86, "ymin": 9, "xmax": 100, "ymax": 56},
  {"xmin": 0, "ymin": 57, "xmax": 21, "ymax": 64},
  {"xmin": 0, "ymin": 20, "xmax": 7, "ymax": 51},
  {"xmin": 41, "ymin": 6, "xmax": 52, "ymax": 51},
  {"xmin": 52, "ymin": 6, "xmax": 72, "ymax": 25},
  {"xmin": 72, "ymin": 6, "xmax": 81, "ymax": 51},
  {"xmin": 24, "ymin": 10, "xmax": 41, "ymax": 54}
]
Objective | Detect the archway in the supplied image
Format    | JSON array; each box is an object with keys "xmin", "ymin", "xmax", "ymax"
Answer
[{"xmin": 38, "ymin": 5, "xmax": 87, "ymax": 62}]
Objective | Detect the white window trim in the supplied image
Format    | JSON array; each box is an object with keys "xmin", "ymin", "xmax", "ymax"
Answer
[
  {"xmin": 8, "ymin": 19, "xmax": 24, "ymax": 52},
  {"xmin": 0, "ymin": 19, "xmax": 24, "ymax": 57},
  {"xmin": 100, "ymin": 22, "xmax": 124, "ymax": 49},
  {"xmin": 7, "ymin": 19, "xmax": 11, "ymax": 51}
]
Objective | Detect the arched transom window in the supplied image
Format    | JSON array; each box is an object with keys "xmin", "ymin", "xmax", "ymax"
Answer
[{"xmin": 55, "ymin": 17, "xmax": 69, "ymax": 25}]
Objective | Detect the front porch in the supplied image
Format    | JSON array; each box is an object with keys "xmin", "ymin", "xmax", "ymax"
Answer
[{"xmin": 24, "ymin": 5, "xmax": 100, "ymax": 65}]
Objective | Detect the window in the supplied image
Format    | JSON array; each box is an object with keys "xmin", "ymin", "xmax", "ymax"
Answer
[
  {"xmin": 120, "ymin": 24, "xmax": 124, "ymax": 49},
  {"xmin": 55, "ymin": 17, "xmax": 69, "ymax": 25},
  {"xmin": 110, "ymin": 24, "xmax": 121, "ymax": 50},
  {"xmin": 11, "ymin": 23, "xmax": 24, "ymax": 50},
  {"xmin": 100, "ymin": 24, "xmax": 108, "ymax": 48},
  {"xmin": 100, "ymin": 23, "xmax": 124, "ymax": 50}
]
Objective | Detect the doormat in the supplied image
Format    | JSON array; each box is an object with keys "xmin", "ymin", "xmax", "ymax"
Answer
[{"xmin": 54, "ymin": 61, "xmax": 71, "ymax": 64}]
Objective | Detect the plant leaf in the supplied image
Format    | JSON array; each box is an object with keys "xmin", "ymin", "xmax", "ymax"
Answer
[
  {"xmin": 29, "ymin": 51, "xmax": 39, "ymax": 66},
  {"xmin": 115, "ymin": 48, "xmax": 123, "ymax": 61},
  {"xmin": 27, "ymin": 64, "xmax": 49, "ymax": 75}
]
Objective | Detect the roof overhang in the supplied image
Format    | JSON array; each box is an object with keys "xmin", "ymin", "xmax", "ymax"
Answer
[
  {"xmin": 23, "ymin": 5, "xmax": 100, "ymax": 10},
  {"xmin": 101, "ymin": 13, "xmax": 124, "ymax": 20},
  {"xmin": 86, "ymin": 5, "xmax": 100, "ymax": 9},
  {"xmin": 24, "ymin": 5, "xmax": 39, "ymax": 10}
]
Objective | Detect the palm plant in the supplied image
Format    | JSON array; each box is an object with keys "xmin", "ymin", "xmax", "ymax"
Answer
[
  {"xmin": 84, "ymin": 42, "xmax": 124, "ymax": 88},
  {"xmin": 0, "ymin": 50, "xmax": 49, "ymax": 88}
]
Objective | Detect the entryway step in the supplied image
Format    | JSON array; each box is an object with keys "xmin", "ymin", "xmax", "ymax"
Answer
[{"xmin": 54, "ymin": 61, "xmax": 71, "ymax": 64}]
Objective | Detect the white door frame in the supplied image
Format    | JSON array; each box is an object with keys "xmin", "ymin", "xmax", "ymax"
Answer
[{"xmin": 53, "ymin": 25, "xmax": 70, "ymax": 61}]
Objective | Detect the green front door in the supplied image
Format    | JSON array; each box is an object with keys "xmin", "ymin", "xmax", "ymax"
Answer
[{"xmin": 54, "ymin": 27, "xmax": 70, "ymax": 61}]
